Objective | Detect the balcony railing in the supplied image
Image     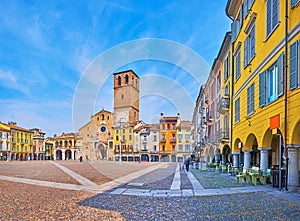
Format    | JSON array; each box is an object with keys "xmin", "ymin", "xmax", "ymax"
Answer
[{"xmin": 217, "ymin": 97, "xmax": 230, "ymax": 114}]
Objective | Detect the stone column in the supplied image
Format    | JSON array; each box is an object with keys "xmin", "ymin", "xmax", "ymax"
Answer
[
  {"xmin": 243, "ymin": 150, "xmax": 252, "ymax": 169},
  {"xmin": 287, "ymin": 145, "xmax": 299, "ymax": 187},
  {"xmin": 258, "ymin": 147, "xmax": 271, "ymax": 173},
  {"xmin": 62, "ymin": 150, "xmax": 65, "ymax": 161},
  {"xmin": 53, "ymin": 150, "xmax": 56, "ymax": 160},
  {"xmin": 209, "ymin": 156, "xmax": 213, "ymax": 164},
  {"xmin": 71, "ymin": 150, "xmax": 75, "ymax": 160},
  {"xmin": 232, "ymin": 152, "xmax": 239, "ymax": 168}
]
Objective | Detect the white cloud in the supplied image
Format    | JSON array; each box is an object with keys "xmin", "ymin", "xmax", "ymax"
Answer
[{"xmin": 0, "ymin": 70, "xmax": 30, "ymax": 95}]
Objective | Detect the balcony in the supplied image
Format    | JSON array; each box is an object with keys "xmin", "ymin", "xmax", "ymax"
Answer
[
  {"xmin": 141, "ymin": 148, "xmax": 148, "ymax": 152},
  {"xmin": 208, "ymin": 117, "xmax": 214, "ymax": 122},
  {"xmin": 217, "ymin": 97, "xmax": 230, "ymax": 114},
  {"xmin": 170, "ymin": 138, "xmax": 176, "ymax": 143},
  {"xmin": 215, "ymin": 130, "xmax": 230, "ymax": 143},
  {"xmin": 160, "ymin": 138, "xmax": 166, "ymax": 143}
]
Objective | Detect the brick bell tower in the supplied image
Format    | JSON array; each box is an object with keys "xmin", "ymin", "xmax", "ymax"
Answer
[{"xmin": 113, "ymin": 70, "xmax": 140, "ymax": 126}]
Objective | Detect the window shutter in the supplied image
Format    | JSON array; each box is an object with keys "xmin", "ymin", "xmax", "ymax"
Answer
[
  {"xmin": 290, "ymin": 41, "xmax": 298, "ymax": 90},
  {"xmin": 231, "ymin": 21, "xmax": 236, "ymax": 43},
  {"xmin": 272, "ymin": 0, "xmax": 279, "ymax": 30},
  {"xmin": 228, "ymin": 52, "xmax": 230, "ymax": 79},
  {"xmin": 244, "ymin": 0, "xmax": 248, "ymax": 18},
  {"xmin": 266, "ymin": 0, "xmax": 272, "ymax": 37},
  {"xmin": 247, "ymin": 86, "xmax": 251, "ymax": 115},
  {"xmin": 259, "ymin": 71, "xmax": 266, "ymax": 107},
  {"xmin": 244, "ymin": 38, "xmax": 249, "ymax": 67},
  {"xmin": 250, "ymin": 26, "xmax": 256, "ymax": 59},
  {"xmin": 277, "ymin": 52, "xmax": 284, "ymax": 96}
]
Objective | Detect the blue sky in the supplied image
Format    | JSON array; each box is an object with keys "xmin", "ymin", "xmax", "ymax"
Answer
[{"xmin": 0, "ymin": 0, "xmax": 230, "ymax": 136}]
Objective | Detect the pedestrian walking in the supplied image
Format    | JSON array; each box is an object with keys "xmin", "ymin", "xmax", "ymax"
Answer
[
  {"xmin": 185, "ymin": 157, "xmax": 190, "ymax": 172},
  {"xmin": 79, "ymin": 156, "xmax": 82, "ymax": 163}
]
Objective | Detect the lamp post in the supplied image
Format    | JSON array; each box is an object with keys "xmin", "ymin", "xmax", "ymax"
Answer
[
  {"xmin": 119, "ymin": 118, "xmax": 124, "ymax": 164},
  {"xmin": 238, "ymin": 142, "xmax": 243, "ymax": 171}
]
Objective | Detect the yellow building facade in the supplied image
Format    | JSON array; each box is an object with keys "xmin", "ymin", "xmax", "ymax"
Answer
[
  {"xmin": 0, "ymin": 122, "xmax": 33, "ymax": 160},
  {"xmin": 226, "ymin": 0, "xmax": 300, "ymax": 188}
]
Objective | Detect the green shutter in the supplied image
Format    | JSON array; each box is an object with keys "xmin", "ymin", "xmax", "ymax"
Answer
[
  {"xmin": 277, "ymin": 52, "xmax": 284, "ymax": 96},
  {"xmin": 290, "ymin": 41, "xmax": 298, "ymax": 90},
  {"xmin": 247, "ymin": 86, "xmax": 251, "ymax": 115},
  {"xmin": 259, "ymin": 71, "xmax": 266, "ymax": 107},
  {"xmin": 244, "ymin": 38, "xmax": 248, "ymax": 67},
  {"xmin": 231, "ymin": 21, "xmax": 236, "ymax": 43}
]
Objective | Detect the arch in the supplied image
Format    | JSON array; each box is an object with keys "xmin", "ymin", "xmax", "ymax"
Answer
[
  {"xmin": 261, "ymin": 128, "xmax": 273, "ymax": 147},
  {"xmin": 56, "ymin": 150, "xmax": 62, "ymax": 160},
  {"xmin": 245, "ymin": 133, "xmax": 259, "ymax": 167},
  {"xmin": 222, "ymin": 144, "xmax": 231, "ymax": 164},
  {"xmin": 141, "ymin": 154, "xmax": 150, "ymax": 162},
  {"xmin": 117, "ymin": 76, "xmax": 121, "ymax": 86},
  {"xmin": 233, "ymin": 138, "xmax": 242, "ymax": 152},
  {"xmin": 65, "ymin": 149, "xmax": 72, "ymax": 160},
  {"xmin": 291, "ymin": 119, "xmax": 300, "ymax": 144},
  {"xmin": 96, "ymin": 143, "xmax": 107, "ymax": 160},
  {"xmin": 125, "ymin": 74, "xmax": 129, "ymax": 84},
  {"xmin": 171, "ymin": 154, "xmax": 176, "ymax": 162}
]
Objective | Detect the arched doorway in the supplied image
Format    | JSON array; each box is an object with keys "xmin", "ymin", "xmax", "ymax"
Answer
[
  {"xmin": 65, "ymin": 149, "xmax": 72, "ymax": 160},
  {"xmin": 222, "ymin": 145, "xmax": 231, "ymax": 164},
  {"xmin": 245, "ymin": 133, "xmax": 260, "ymax": 167},
  {"xmin": 171, "ymin": 154, "xmax": 176, "ymax": 162},
  {"xmin": 141, "ymin": 154, "xmax": 149, "ymax": 162},
  {"xmin": 56, "ymin": 150, "xmax": 62, "ymax": 160},
  {"xmin": 96, "ymin": 143, "xmax": 107, "ymax": 160}
]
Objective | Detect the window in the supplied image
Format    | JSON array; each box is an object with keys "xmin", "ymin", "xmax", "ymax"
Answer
[
  {"xmin": 224, "ymin": 52, "xmax": 230, "ymax": 82},
  {"xmin": 291, "ymin": 0, "xmax": 300, "ymax": 8},
  {"xmin": 259, "ymin": 53, "xmax": 284, "ymax": 106},
  {"xmin": 244, "ymin": 0, "xmax": 255, "ymax": 18},
  {"xmin": 185, "ymin": 134, "xmax": 190, "ymax": 140},
  {"xmin": 153, "ymin": 145, "xmax": 157, "ymax": 151},
  {"xmin": 266, "ymin": 0, "xmax": 279, "ymax": 38},
  {"xmin": 172, "ymin": 124, "xmax": 176, "ymax": 129},
  {"xmin": 235, "ymin": 97, "xmax": 240, "ymax": 123},
  {"xmin": 117, "ymin": 76, "xmax": 121, "ymax": 86},
  {"xmin": 224, "ymin": 83, "xmax": 230, "ymax": 96},
  {"xmin": 231, "ymin": 9, "xmax": 243, "ymax": 42},
  {"xmin": 178, "ymin": 144, "xmax": 183, "ymax": 152},
  {"xmin": 178, "ymin": 134, "xmax": 182, "ymax": 142},
  {"xmin": 135, "ymin": 144, "xmax": 138, "ymax": 152},
  {"xmin": 152, "ymin": 135, "xmax": 157, "ymax": 142},
  {"xmin": 185, "ymin": 145, "xmax": 190, "ymax": 152},
  {"xmin": 247, "ymin": 83, "xmax": 255, "ymax": 115},
  {"xmin": 244, "ymin": 24, "xmax": 256, "ymax": 67},
  {"xmin": 235, "ymin": 50, "xmax": 241, "ymax": 81},
  {"xmin": 290, "ymin": 40, "xmax": 299, "ymax": 90},
  {"xmin": 125, "ymin": 74, "xmax": 129, "ymax": 84},
  {"xmin": 244, "ymin": 25, "xmax": 255, "ymax": 67}
]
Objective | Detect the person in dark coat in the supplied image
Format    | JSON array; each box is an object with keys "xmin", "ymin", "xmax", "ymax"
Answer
[{"xmin": 185, "ymin": 157, "xmax": 190, "ymax": 172}]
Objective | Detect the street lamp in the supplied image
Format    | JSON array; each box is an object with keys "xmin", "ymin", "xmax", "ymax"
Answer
[{"xmin": 238, "ymin": 142, "xmax": 243, "ymax": 171}]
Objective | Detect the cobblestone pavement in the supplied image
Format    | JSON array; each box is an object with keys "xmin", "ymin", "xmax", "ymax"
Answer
[{"xmin": 0, "ymin": 161, "xmax": 299, "ymax": 220}]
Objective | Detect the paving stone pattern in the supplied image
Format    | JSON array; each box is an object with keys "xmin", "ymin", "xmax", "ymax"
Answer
[
  {"xmin": 80, "ymin": 192, "xmax": 300, "ymax": 221},
  {"xmin": 0, "ymin": 161, "xmax": 299, "ymax": 220},
  {"xmin": 0, "ymin": 161, "xmax": 80, "ymax": 185},
  {"xmin": 120, "ymin": 163, "xmax": 176, "ymax": 190}
]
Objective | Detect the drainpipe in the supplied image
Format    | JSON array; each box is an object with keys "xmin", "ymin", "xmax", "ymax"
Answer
[
  {"xmin": 284, "ymin": 0, "xmax": 288, "ymax": 191},
  {"xmin": 225, "ymin": 7, "xmax": 235, "ymax": 168}
]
